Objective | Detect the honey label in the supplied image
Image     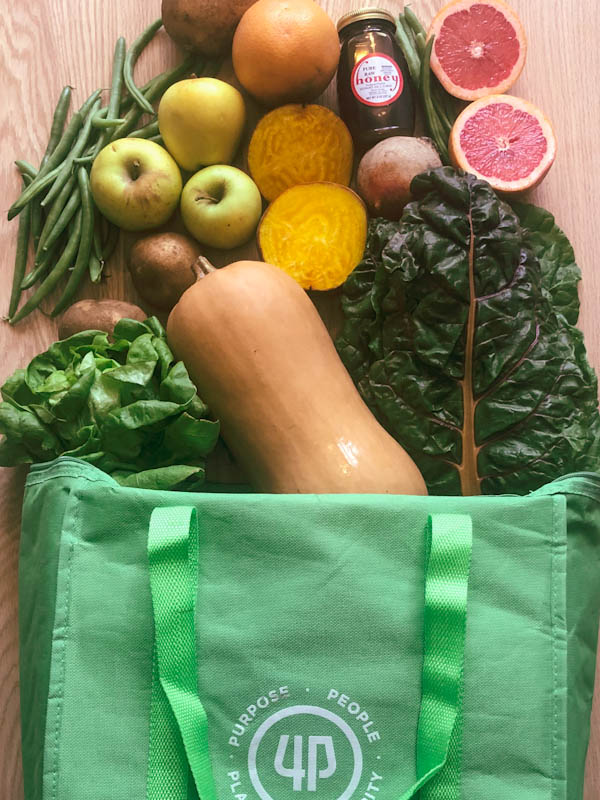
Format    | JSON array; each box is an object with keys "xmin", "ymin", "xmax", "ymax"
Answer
[{"xmin": 351, "ymin": 53, "xmax": 404, "ymax": 107}]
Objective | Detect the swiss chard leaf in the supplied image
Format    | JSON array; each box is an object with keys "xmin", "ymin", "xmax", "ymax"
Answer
[
  {"xmin": 337, "ymin": 167, "xmax": 600, "ymax": 495},
  {"xmin": 511, "ymin": 201, "xmax": 581, "ymax": 325}
]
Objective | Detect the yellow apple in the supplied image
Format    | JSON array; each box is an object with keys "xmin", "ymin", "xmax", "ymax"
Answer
[
  {"xmin": 180, "ymin": 165, "xmax": 262, "ymax": 249},
  {"xmin": 158, "ymin": 78, "xmax": 246, "ymax": 172},
  {"xmin": 90, "ymin": 139, "xmax": 182, "ymax": 231}
]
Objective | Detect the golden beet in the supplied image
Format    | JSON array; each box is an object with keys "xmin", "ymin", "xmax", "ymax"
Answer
[
  {"xmin": 248, "ymin": 104, "xmax": 353, "ymax": 202},
  {"xmin": 258, "ymin": 183, "xmax": 367, "ymax": 291}
]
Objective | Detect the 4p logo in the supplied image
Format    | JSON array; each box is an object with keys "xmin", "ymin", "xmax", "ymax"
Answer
[
  {"xmin": 248, "ymin": 705, "xmax": 363, "ymax": 800},
  {"xmin": 274, "ymin": 734, "xmax": 336, "ymax": 791},
  {"xmin": 227, "ymin": 689, "xmax": 383, "ymax": 800}
]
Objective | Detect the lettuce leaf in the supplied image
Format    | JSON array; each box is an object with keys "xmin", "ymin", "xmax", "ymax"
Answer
[
  {"xmin": 337, "ymin": 167, "xmax": 600, "ymax": 495},
  {"xmin": 0, "ymin": 317, "xmax": 219, "ymax": 491}
]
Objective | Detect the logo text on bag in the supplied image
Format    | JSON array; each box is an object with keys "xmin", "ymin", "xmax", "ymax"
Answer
[{"xmin": 226, "ymin": 688, "xmax": 383, "ymax": 800}]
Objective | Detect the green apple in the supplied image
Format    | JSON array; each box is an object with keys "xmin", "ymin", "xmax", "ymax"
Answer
[
  {"xmin": 158, "ymin": 78, "xmax": 246, "ymax": 171},
  {"xmin": 90, "ymin": 138, "xmax": 182, "ymax": 232},
  {"xmin": 180, "ymin": 165, "xmax": 262, "ymax": 249}
]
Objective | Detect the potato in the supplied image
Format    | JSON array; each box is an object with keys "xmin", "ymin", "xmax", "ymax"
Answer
[
  {"xmin": 58, "ymin": 300, "xmax": 147, "ymax": 340},
  {"xmin": 357, "ymin": 137, "xmax": 442, "ymax": 220},
  {"xmin": 128, "ymin": 232, "xmax": 201, "ymax": 311},
  {"xmin": 162, "ymin": 0, "xmax": 257, "ymax": 57}
]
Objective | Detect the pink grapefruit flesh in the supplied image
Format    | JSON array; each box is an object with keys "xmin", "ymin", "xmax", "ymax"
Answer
[
  {"xmin": 429, "ymin": 0, "xmax": 527, "ymax": 101},
  {"xmin": 449, "ymin": 95, "xmax": 557, "ymax": 193}
]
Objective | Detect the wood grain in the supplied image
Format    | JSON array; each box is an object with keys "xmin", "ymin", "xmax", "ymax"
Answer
[{"xmin": 1, "ymin": 1, "xmax": 599, "ymax": 797}]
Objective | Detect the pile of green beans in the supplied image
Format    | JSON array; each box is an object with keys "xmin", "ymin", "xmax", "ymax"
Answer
[
  {"xmin": 395, "ymin": 8, "xmax": 461, "ymax": 165},
  {"xmin": 6, "ymin": 19, "xmax": 207, "ymax": 325}
]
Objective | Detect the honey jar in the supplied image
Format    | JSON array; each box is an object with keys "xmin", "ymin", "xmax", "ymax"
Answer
[{"xmin": 337, "ymin": 8, "xmax": 415, "ymax": 152}]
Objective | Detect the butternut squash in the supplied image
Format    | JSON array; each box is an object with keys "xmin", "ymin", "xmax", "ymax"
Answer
[{"xmin": 166, "ymin": 258, "xmax": 427, "ymax": 495}]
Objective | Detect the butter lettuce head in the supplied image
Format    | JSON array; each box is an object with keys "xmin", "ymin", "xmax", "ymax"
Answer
[
  {"xmin": 0, "ymin": 317, "xmax": 219, "ymax": 491},
  {"xmin": 337, "ymin": 167, "xmax": 600, "ymax": 495}
]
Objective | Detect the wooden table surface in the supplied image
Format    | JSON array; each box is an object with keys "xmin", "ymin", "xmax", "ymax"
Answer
[{"xmin": 1, "ymin": 0, "xmax": 599, "ymax": 796}]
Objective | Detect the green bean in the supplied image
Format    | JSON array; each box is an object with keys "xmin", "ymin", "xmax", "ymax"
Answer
[
  {"xmin": 148, "ymin": 134, "xmax": 164, "ymax": 145},
  {"xmin": 8, "ymin": 90, "xmax": 101, "ymax": 219},
  {"xmin": 52, "ymin": 168, "xmax": 95, "ymax": 316},
  {"xmin": 40, "ymin": 86, "xmax": 72, "ymax": 168},
  {"xmin": 15, "ymin": 161, "xmax": 38, "ymax": 180},
  {"xmin": 7, "ymin": 176, "xmax": 32, "ymax": 318},
  {"xmin": 41, "ymin": 98, "xmax": 101, "ymax": 208},
  {"xmin": 40, "ymin": 89, "xmax": 101, "ymax": 175},
  {"xmin": 93, "ymin": 224, "xmax": 103, "ymax": 262},
  {"xmin": 128, "ymin": 119, "xmax": 159, "ymax": 139},
  {"xmin": 95, "ymin": 38, "xmax": 127, "ymax": 152},
  {"xmin": 14, "ymin": 163, "xmax": 44, "ymax": 250},
  {"xmin": 10, "ymin": 210, "xmax": 82, "ymax": 325},
  {"xmin": 415, "ymin": 31, "xmax": 426, "ymax": 59},
  {"xmin": 395, "ymin": 19, "xmax": 421, "ymax": 86},
  {"xmin": 431, "ymin": 81, "xmax": 455, "ymax": 137},
  {"xmin": 420, "ymin": 37, "xmax": 450, "ymax": 164},
  {"xmin": 101, "ymin": 222, "xmax": 120, "ymax": 263},
  {"xmin": 92, "ymin": 112, "xmax": 126, "ymax": 128},
  {"xmin": 404, "ymin": 7, "xmax": 427, "ymax": 38},
  {"xmin": 123, "ymin": 19, "xmax": 163, "ymax": 114},
  {"xmin": 398, "ymin": 15, "xmax": 418, "ymax": 48},
  {"xmin": 30, "ymin": 200, "xmax": 44, "ymax": 252},
  {"xmin": 8, "ymin": 164, "xmax": 62, "ymax": 218},
  {"xmin": 119, "ymin": 74, "xmax": 159, "ymax": 113},
  {"xmin": 89, "ymin": 253, "xmax": 104, "ymax": 284},
  {"xmin": 111, "ymin": 54, "xmax": 196, "ymax": 140},
  {"xmin": 108, "ymin": 37, "xmax": 127, "ymax": 119},
  {"xmin": 37, "ymin": 173, "xmax": 76, "ymax": 247},
  {"xmin": 109, "ymin": 100, "xmax": 149, "ymax": 142},
  {"xmin": 38, "ymin": 176, "xmax": 78, "ymax": 254},
  {"xmin": 434, "ymin": 78, "xmax": 460, "ymax": 132},
  {"xmin": 21, "ymin": 240, "xmax": 61, "ymax": 290}
]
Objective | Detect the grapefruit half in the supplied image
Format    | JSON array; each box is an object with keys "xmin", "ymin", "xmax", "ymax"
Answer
[
  {"xmin": 449, "ymin": 94, "xmax": 557, "ymax": 193},
  {"xmin": 428, "ymin": 0, "xmax": 527, "ymax": 101}
]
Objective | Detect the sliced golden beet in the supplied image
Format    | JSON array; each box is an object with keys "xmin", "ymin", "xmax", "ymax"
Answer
[
  {"xmin": 248, "ymin": 104, "xmax": 353, "ymax": 201},
  {"xmin": 258, "ymin": 182, "xmax": 367, "ymax": 291}
]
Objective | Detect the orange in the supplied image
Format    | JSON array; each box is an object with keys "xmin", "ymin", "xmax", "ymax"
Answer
[
  {"xmin": 232, "ymin": 0, "xmax": 340, "ymax": 107},
  {"xmin": 428, "ymin": 0, "xmax": 527, "ymax": 101},
  {"xmin": 449, "ymin": 94, "xmax": 557, "ymax": 193}
]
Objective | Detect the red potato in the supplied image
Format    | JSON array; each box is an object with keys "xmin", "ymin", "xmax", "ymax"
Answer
[
  {"xmin": 128, "ymin": 233, "xmax": 201, "ymax": 312},
  {"xmin": 357, "ymin": 137, "xmax": 442, "ymax": 220},
  {"xmin": 162, "ymin": 0, "xmax": 258, "ymax": 57},
  {"xmin": 58, "ymin": 300, "xmax": 146, "ymax": 339}
]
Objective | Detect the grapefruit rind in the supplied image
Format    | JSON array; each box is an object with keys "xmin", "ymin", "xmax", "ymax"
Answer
[
  {"xmin": 449, "ymin": 94, "xmax": 557, "ymax": 193},
  {"xmin": 428, "ymin": 0, "xmax": 527, "ymax": 102}
]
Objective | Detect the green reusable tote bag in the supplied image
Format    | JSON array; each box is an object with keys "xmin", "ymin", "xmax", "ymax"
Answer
[{"xmin": 18, "ymin": 456, "xmax": 600, "ymax": 800}]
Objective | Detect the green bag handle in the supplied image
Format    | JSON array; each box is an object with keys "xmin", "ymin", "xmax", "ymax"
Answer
[
  {"xmin": 147, "ymin": 506, "xmax": 472, "ymax": 800},
  {"xmin": 148, "ymin": 506, "xmax": 217, "ymax": 800}
]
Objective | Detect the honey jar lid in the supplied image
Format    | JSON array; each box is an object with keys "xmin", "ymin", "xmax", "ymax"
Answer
[{"xmin": 337, "ymin": 7, "xmax": 396, "ymax": 33}]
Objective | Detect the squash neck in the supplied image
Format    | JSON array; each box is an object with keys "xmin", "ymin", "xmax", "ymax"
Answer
[{"xmin": 192, "ymin": 256, "xmax": 217, "ymax": 281}]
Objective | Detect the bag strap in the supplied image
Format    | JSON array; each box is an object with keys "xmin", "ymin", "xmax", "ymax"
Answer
[
  {"xmin": 147, "ymin": 507, "xmax": 472, "ymax": 800},
  {"xmin": 148, "ymin": 506, "xmax": 217, "ymax": 800},
  {"xmin": 399, "ymin": 513, "xmax": 473, "ymax": 800}
]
